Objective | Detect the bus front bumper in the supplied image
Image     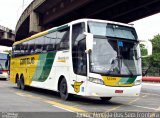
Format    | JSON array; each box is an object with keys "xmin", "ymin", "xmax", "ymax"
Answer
[
  {"xmin": 0, "ymin": 73, "xmax": 9, "ymax": 79},
  {"xmin": 85, "ymin": 82, "xmax": 141, "ymax": 97}
]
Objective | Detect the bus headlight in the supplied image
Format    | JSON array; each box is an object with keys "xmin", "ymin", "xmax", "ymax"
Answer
[
  {"xmin": 88, "ymin": 77, "xmax": 104, "ymax": 85},
  {"xmin": 134, "ymin": 79, "xmax": 142, "ymax": 85}
]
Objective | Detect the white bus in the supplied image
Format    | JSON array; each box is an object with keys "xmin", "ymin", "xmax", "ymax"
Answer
[
  {"xmin": 10, "ymin": 19, "xmax": 152, "ymax": 101},
  {"xmin": 0, "ymin": 52, "xmax": 9, "ymax": 80}
]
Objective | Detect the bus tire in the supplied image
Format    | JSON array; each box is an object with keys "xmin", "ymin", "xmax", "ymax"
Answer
[
  {"xmin": 59, "ymin": 78, "xmax": 70, "ymax": 100},
  {"xmin": 100, "ymin": 97, "xmax": 112, "ymax": 102},
  {"xmin": 17, "ymin": 79, "xmax": 21, "ymax": 89},
  {"xmin": 16, "ymin": 76, "xmax": 21, "ymax": 89},
  {"xmin": 20, "ymin": 75, "xmax": 25, "ymax": 90}
]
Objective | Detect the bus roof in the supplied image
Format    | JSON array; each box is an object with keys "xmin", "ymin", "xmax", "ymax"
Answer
[
  {"xmin": 13, "ymin": 18, "xmax": 134, "ymax": 46},
  {"xmin": 13, "ymin": 24, "xmax": 68, "ymax": 46}
]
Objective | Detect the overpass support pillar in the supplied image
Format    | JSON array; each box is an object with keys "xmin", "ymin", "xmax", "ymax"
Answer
[{"xmin": 29, "ymin": 11, "xmax": 42, "ymax": 34}]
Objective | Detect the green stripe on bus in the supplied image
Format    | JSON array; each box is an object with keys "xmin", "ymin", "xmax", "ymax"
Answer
[
  {"xmin": 32, "ymin": 52, "xmax": 56, "ymax": 82},
  {"xmin": 48, "ymin": 24, "xmax": 68, "ymax": 33},
  {"xmin": 118, "ymin": 76, "xmax": 137, "ymax": 84},
  {"xmin": 32, "ymin": 53, "xmax": 47, "ymax": 81}
]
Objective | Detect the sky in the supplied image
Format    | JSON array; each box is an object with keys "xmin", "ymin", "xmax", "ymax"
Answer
[{"xmin": 0, "ymin": 0, "xmax": 160, "ymax": 51}]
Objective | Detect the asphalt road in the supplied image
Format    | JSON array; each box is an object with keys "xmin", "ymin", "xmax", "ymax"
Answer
[{"xmin": 0, "ymin": 79, "xmax": 160, "ymax": 118}]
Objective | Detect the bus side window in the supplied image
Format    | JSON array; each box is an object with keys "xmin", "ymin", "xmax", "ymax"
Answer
[
  {"xmin": 27, "ymin": 40, "xmax": 35, "ymax": 54},
  {"xmin": 12, "ymin": 46, "xmax": 15, "ymax": 57},
  {"xmin": 56, "ymin": 28, "xmax": 69, "ymax": 50},
  {"xmin": 77, "ymin": 39, "xmax": 87, "ymax": 75},
  {"xmin": 23, "ymin": 42, "xmax": 29, "ymax": 55},
  {"xmin": 14, "ymin": 44, "xmax": 21, "ymax": 57},
  {"xmin": 20, "ymin": 43, "xmax": 25, "ymax": 56},
  {"xmin": 35, "ymin": 37, "xmax": 44, "ymax": 53},
  {"xmin": 45, "ymin": 32, "xmax": 56, "ymax": 52},
  {"xmin": 72, "ymin": 23, "xmax": 86, "ymax": 75}
]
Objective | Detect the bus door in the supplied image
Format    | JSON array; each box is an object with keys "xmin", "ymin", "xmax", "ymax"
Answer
[
  {"xmin": 72, "ymin": 36, "xmax": 87, "ymax": 95},
  {"xmin": 71, "ymin": 23, "xmax": 87, "ymax": 95}
]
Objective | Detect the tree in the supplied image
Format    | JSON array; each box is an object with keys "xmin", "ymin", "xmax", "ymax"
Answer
[
  {"xmin": 142, "ymin": 34, "xmax": 160, "ymax": 76},
  {"xmin": 4, "ymin": 50, "xmax": 12, "ymax": 56}
]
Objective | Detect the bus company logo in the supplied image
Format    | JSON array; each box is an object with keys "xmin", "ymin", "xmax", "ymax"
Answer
[
  {"xmin": 20, "ymin": 57, "xmax": 35, "ymax": 65},
  {"xmin": 72, "ymin": 81, "xmax": 83, "ymax": 93},
  {"xmin": 57, "ymin": 56, "xmax": 69, "ymax": 63}
]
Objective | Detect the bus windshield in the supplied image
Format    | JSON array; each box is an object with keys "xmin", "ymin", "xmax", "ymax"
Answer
[
  {"xmin": 88, "ymin": 21, "xmax": 137, "ymax": 40},
  {"xmin": 88, "ymin": 21, "xmax": 141, "ymax": 76},
  {"xmin": 89, "ymin": 37, "xmax": 141, "ymax": 76},
  {"xmin": 0, "ymin": 53, "xmax": 9, "ymax": 70}
]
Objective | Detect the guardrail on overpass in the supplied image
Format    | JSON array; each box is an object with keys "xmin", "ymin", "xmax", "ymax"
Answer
[{"xmin": 0, "ymin": 25, "xmax": 15, "ymax": 46}]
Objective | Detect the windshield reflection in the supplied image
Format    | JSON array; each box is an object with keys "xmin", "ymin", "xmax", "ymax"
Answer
[{"xmin": 90, "ymin": 37, "xmax": 142, "ymax": 76}]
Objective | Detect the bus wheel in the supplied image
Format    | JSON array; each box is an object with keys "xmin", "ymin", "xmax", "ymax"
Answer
[
  {"xmin": 59, "ymin": 78, "xmax": 69, "ymax": 100},
  {"xmin": 100, "ymin": 97, "xmax": 112, "ymax": 102},
  {"xmin": 20, "ymin": 76, "xmax": 25, "ymax": 90},
  {"xmin": 17, "ymin": 79, "xmax": 21, "ymax": 89}
]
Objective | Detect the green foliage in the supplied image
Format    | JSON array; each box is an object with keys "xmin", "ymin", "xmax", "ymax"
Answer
[
  {"xmin": 140, "ymin": 44, "xmax": 147, "ymax": 57},
  {"xmin": 141, "ymin": 34, "xmax": 160, "ymax": 76},
  {"xmin": 3, "ymin": 50, "xmax": 12, "ymax": 56}
]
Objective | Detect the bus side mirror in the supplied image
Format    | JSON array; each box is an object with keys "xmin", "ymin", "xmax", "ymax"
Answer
[
  {"xmin": 84, "ymin": 32, "xmax": 93, "ymax": 53},
  {"xmin": 140, "ymin": 40, "xmax": 152, "ymax": 58}
]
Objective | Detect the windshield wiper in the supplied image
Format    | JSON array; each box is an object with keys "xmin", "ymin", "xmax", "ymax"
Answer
[
  {"xmin": 106, "ymin": 58, "xmax": 120, "ymax": 75},
  {"xmin": 120, "ymin": 56, "xmax": 134, "ymax": 77}
]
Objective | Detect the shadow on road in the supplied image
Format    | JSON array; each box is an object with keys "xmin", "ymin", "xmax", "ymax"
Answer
[
  {"xmin": 11, "ymin": 85, "xmax": 123, "ymax": 106},
  {"xmin": 0, "ymin": 78, "xmax": 7, "ymax": 81}
]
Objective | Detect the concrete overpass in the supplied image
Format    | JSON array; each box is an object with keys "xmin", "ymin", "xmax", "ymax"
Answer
[
  {"xmin": 0, "ymin": 25, "xmax": 15, "ymax": 46},
  {"xmin": 16, "ymin": 0, "xmax": 160, "ymax": 41}
]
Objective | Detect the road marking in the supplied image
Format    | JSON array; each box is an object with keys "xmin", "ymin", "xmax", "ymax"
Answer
[
  {"xmin": 156, "ymin": 107, "xmax": 160, "ymax": 111},
  {"xmin": 52, "ymin": 105, "xmax": 75, "ymax": 112},
  {"xmin": 106, "ymin": 105, "xmax": 124, "ymax": 112},
  {"xmin": 131, "ymin": 105, "xmax": 157, "ymax": 110},
  {"xmin": 142, "ymin": 83, "xmax": 160, "ymax": 86},
  {"xmin": 150, "ymin": 107, "xmax": 160, "ymax": 118},
  {"xmin": 45, "ymin": 100, "xmax": 86, "ymax": 112},
  {"xmin": 141, "ymin": 94, "xmax": 148, "ymax": 98},
  {"xmin": 14, "ymin": 91, "xmax": 86, "ymax": 113},
  {"xmin": 15, "ymin": 92, "xmax": 26, "ymax": 96},
  {"xmin": 141, "ymin": 92, "xmax": 160, "ymax": 97},
  {"xmin": 106, "ymin": 98, "xmax": 140, "ymax": 112},
  {"xmin": 128, "ymin": 98, "xmax": 139, "ymax": 104}
]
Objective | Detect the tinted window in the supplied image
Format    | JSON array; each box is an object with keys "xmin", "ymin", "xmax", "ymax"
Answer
[
  {"xmin": 72, "ymin": 23, "xmax": 86, "ymax": 75},
  {"xmin": 23, "ymin": 41, "xmax": 29, "ymax": 55},
  {"xmin": 56, "ymin": 27, "xmax": 69, "ymax": 50},
  {"xmin": 35, "ymin": 37, "xmax": 44, "ymax": 53},
  {"xmin": 28, "ymin": 39, "xmax": 35, "ymax": 54},
  {"xmin": 13, "ymin": 44, "xmax": 21, "ymax": 57},
  {"xmin": 44, "ymin": 32, "xmax": 56, "ymax": 52}
]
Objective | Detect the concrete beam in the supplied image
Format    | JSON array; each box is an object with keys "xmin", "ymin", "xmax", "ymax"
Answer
[
  {"xmin": 15, "ymin": 0, "xmax": 160, "ymax": 41},
  {"xmin": 16, "ymin": 0, "xmax": 45, "ymax": 33},
  {"xmin": 29, "ymin": 11, "xmax": 42, "ymax": 34},
  {"xmin": 0, "ymin": 25, "xmax": 15, "ymax": 46}
]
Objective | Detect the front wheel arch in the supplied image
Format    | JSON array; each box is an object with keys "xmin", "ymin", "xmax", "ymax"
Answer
[{"xmin": 58, "ymin": 76, "xmax": 71, "ymax": 100}]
